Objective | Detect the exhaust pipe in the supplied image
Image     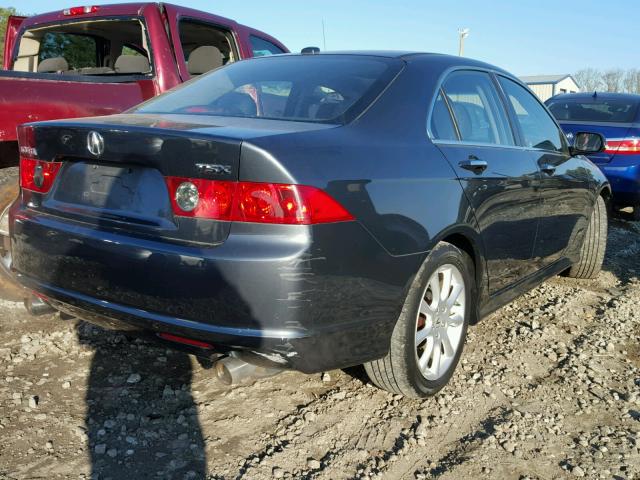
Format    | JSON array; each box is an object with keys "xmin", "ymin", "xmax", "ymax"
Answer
[
  {"xmin": 24, "ymin": 295, "xmax": 56, "ymax": 316},
  {"xmin": 215, "ymin": 355, "xmax": 282, "ymax": 385}
]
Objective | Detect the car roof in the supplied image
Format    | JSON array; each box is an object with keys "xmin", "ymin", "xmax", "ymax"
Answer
[
  {"xmin": 550, "ymin": 92, "xmax": 640, "ymax": 101},
  {"xmin": 286, "ymin": 51, "xmax": 513, "ymax": 76}
]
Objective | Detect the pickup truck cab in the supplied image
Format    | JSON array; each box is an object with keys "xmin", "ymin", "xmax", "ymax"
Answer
[
  {"xmin": 0, "ymin": 3, "xmax": 287, "ymax": 299},
  {"xmin": 0, "ymin": 3, "xmax": 288, "ymax": 167}
]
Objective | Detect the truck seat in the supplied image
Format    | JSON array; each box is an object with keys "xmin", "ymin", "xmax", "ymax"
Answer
[
  {"xmin": 114, "ymin": 55, "xmax": 150, "ymax": 74},
  {"xmin": 37, "ymin": 57, "xmax": 69, "ymax": 73},
  {"xmin": 187, "ymin": 46, "xmax": 223, "ymax": 75}
]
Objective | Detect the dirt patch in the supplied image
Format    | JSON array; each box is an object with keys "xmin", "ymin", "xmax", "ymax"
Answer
[{"xmin": 0, "ymin": 220, "xmax": 639, "ymax": 479}]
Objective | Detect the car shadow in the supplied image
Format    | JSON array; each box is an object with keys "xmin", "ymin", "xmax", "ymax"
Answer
[
  {"xmin": 600, "ymin": 217, "xmax": 640, "ymax": 287},
  {"xmin": 76, "ymin": 321, "xmax": 207, "ymax": 479}
]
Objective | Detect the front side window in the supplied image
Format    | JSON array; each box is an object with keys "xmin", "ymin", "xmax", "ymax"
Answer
[
  {"xmin": 441, "ymin": 71, "xmax": 515, "ymax": 146},
  {"xmin": 499, "ymin": 77, "xmax": 565, "ymax": 152},
  {"xmin": 250, "ymin": 36, "xmax": 285, "ymax": 57},
  {"xmin": 135, "ymin": 55, "xmax": 403, "ymax": 124}
]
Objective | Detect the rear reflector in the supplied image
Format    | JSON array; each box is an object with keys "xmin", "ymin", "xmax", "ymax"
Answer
[
  {"xmin": 63, "ymin": 5, "xmax": 99, "ymax": 15},
  {"xmin": 604, "ymin": 138, "xmax": 640, "ymax": 155},
  {"xmin": 165, "ymin": 177, "xmax": 354, "ymax": 225},
  {"xmin": 157, "ymin": 333, "xmax": 214, "ymax": 349},
  {"xmin": 17, "ymin": 125, "xmax": 62, "ymax": 194}
]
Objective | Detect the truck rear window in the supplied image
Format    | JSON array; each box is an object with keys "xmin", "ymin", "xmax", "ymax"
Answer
[
  {"xmin": 134, "ymin": 55, "xmax": 403, "ymax": 124},
  {"xmin": 13, "ymin": 19, "xmax": 151, "ymax": 76},
  {"xmin": 547, "ymin": 98, "xmax": 639, "ymax": 123}
]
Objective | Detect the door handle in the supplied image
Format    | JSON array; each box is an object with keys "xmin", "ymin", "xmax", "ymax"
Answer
[
  {"xmin": 459, "ymin": 156, "xmax": 488, "ymax": 174},
  {"xmin": 540, "ymin": 164, "xmax": 556, "ymax": 175}
]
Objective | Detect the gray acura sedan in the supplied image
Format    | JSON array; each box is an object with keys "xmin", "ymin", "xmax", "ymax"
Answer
[{"xmin": 10, "ymin": 52, "xmax": 609, "ymax": 397}]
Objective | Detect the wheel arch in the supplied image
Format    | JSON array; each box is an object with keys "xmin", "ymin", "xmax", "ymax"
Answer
[
  {"xmin": 597, "ymin": 183, "xmax": 612, "ymax": 204},
  {"xmin": 433, "ymin": 226, "xmax": 486, "ymax": 324}
]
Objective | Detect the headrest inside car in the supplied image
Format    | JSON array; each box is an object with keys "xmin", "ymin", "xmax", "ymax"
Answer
[
  {"xmin": 37, "ymin": 57, "xmax": 69, "ymax": 73},
  {"xmin": 188, "ymin": 46, "xmax": 223, "ymax": 75},
  {"xmin": 114, "ymin": 55, "xmax": 150, "ymax": 74}
]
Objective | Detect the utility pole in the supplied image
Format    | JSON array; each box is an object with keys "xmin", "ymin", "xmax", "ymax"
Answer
[
  {"xmin": 458, "ymin": 28, "xmax": 470, "ymax": 56},
  {"xmin": 322, "ymin": 19, "xmax": 327, "ymax": 51}
]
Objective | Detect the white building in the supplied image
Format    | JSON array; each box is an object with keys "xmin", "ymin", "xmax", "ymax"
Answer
[{"xmin": 520, "ymin": 75, "xmax": 580, "ymax": 102}]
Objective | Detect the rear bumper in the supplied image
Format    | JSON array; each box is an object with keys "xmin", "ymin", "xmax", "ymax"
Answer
[{"xmin": 11, "ymin": 206, "xmax": 423, "ymax": 373}]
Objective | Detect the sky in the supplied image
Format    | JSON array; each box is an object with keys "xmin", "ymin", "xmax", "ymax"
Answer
[{"xmin": 4, "ymin": 0, "xmax": 639, "ymax": 76}]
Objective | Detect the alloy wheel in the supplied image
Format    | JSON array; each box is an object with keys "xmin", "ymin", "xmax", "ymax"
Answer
[{"xmin": 415, "ymin": 264, "xmax": 466, "ymax": 380}]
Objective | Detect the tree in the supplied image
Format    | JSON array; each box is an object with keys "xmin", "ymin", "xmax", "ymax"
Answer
[
  {"xmin": 574, "ymin": 68, "xmax": 602, "ymax": 93},
  {"xmin": 601, "ymin": 69, "xmax": 624, "ymax": 93},
  {"xmin": 0, "ymin": 7, "xmax": 19, "ymax": 67},
  {"xmin": 623, "ymin": 69, "xmax": 640, "ymax": 94}
]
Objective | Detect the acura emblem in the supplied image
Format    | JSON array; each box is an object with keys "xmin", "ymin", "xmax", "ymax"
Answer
[{"xmin": 87, "ymin": 131, "xmax": 105, "ymax": 157}]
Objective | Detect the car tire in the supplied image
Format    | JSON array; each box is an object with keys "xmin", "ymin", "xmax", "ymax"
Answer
[
  {"xmin": 364, "ymin": 242, "xmax": 474, "ymax": 398},
  {"xmin": 567, "ymin": 195, "xmax": 607, "ymax": 279}
]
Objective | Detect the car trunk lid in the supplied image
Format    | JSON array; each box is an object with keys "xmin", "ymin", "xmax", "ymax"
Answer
[{"xmin": 25, "ymin": 115, "xmax": 244, "ymax": 246}]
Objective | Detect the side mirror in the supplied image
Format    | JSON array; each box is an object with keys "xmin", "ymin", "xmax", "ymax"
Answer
[{"xmin": 570, "ymin": 132, "xmax": 605, "ymax": 156}]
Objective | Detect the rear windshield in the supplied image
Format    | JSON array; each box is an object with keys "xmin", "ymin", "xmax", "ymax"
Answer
[
  {"xmin": 547, "ymin": 98, "xmax": 639, "ymax": 123},
  {"xmin": 13, "ymin": 19, "xmax": 151, "ymax": 75},
  {"xmin": 134, "ymin": 55, "xmax": 403, "ymax": 123}
]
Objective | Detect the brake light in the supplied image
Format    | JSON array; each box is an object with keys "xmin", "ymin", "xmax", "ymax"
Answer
[
  {"xmin": 604, "ymin": 138, "xmax": 640, "ymax": 155},
  {"xmin": 17, "ymin": 125, "xmax": 62, "ymax": 194},
  {"xmin": 63, "ymin": 5, "xmax": 99, "ymax": 15},
  {"xmin": 165, "ymin": 178, "xmax": 354, "ymax": 225}
]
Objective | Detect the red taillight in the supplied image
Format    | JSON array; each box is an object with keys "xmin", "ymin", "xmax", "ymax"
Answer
[
  {"xmin": 17, "ymin": 125, "xmax": 62, "ymax": 194},
  {"xmin": 63, "ymin": 5, "xmax": 99, "ymax": 15},
  {"xmin": 165, "ymin": 178, "xmax": 354, "ymax": 225},
  {"xmin": 604, "ymin": 138, "xmax": 640, "ymax": 155},
  {"xmin": 233, "ymin": 182, "xmax": 353, "ymax": 224}
]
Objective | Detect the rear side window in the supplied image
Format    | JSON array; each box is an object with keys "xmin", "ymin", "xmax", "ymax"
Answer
[
  {"xmin": 429, "ymin": 92, "xmax": 458, "ymax": 141},
  {"xmin": 135, "ymin": 55, "xmax": 403, "ymax": 124},
  {"xmin": 499, "ymin": 77, "xmax": 565, "ymax": 152},
  {"xmin": 547, "ymin": 98, "xmax": 639, "ymax": 123},
  {"xmin": 441, "ymin": 71, "xmax": 514, "ymax": 146},
  {"xmin": 179, "ymin": 19, "xmax": 237, "ymax": 75},
  {"xmin": 250, "ymin": 36, "xmax": 285, "ymax": 57}
]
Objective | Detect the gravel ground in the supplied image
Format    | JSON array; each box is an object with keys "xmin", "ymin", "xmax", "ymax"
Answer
[{"xmin": 0, "ymin": 218, "xmax": 639, "ymax": 480}]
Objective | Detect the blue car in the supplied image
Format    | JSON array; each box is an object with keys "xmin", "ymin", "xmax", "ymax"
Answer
[{"xmin": 546, "ymin": 92, "xmax": 640, "ymax": 218}]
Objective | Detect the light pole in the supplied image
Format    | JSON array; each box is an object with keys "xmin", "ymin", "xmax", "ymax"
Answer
[{"xmin": 458, "ymin": 28, "xmax": 470, "ymax": 56}]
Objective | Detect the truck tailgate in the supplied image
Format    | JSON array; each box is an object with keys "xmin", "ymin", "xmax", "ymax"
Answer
[{"xmin": 0, "ymin": 74, "xmax": 156, "ymax": 143}]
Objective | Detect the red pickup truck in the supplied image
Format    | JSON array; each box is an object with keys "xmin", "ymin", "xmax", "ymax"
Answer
[{"xmin": 0, "ymin": 2, "xmax": 288, "ymax": 298}]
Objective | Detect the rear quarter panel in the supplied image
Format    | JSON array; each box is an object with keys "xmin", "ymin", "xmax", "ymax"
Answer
[{"xmin": 241, "ymin": 56, "xmax": 485, "ymax": 290}]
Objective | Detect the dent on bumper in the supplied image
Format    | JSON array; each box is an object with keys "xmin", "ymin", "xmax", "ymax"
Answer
[{"xmin": 12, "ymin": 215, "xmax": 424, "ymax": 373}]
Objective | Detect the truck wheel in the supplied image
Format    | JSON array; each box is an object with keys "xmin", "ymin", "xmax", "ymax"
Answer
[
  {"xmin": 364, "ymin": 242, "xmax": 474, "ymax": 398},
  {"xmin": 567, "ymin": 195, "xmax": 607, "ymax": 279},
  {"xmin": 0, "ymin": 167, "xmax": 24, "ymax": 301}
]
